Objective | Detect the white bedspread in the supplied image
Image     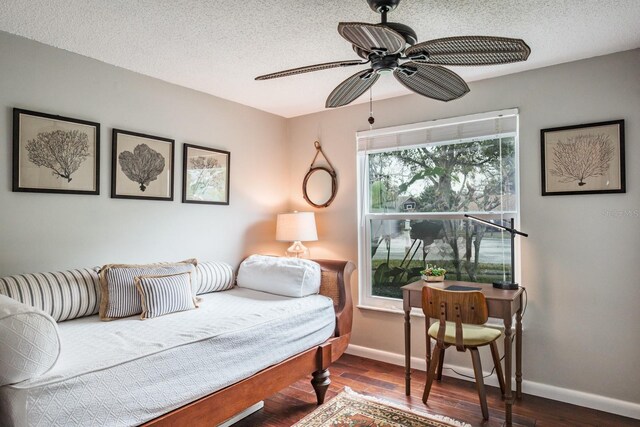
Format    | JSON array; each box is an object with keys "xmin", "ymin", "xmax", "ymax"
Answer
[{"xmin": 0, "ymin": 288, "xmax": 335, "ymax": 427}]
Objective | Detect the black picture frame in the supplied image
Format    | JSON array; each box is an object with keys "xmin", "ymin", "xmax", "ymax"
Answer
[
  {"xmin": 12, "ymin": 108, "xmax": 100, "ymax": 195},
  {"xmin": 182, "ymin": 143, "xmax": 230, "ymax": 205},
  {"xmin": 111, "ymin": 129, "xmax": 175, "ymax": 201},
  {"xmin": 541, "ymin": 119, "xmax": 625, "ymax": 196}
]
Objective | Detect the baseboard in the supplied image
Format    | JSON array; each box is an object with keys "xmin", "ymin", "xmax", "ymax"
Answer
[{"xmin": 345, "ymin": 344, "xmax": 640, "ymax": 420}]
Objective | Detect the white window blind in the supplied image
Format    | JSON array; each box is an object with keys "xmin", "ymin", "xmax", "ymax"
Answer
[{"xmin": 357, "ymin": 109, "xmax": 518, "ymax": 153}]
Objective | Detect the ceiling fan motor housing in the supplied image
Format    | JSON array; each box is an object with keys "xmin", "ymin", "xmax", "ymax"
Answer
[{"xmin": 371, "ymin": 54, "xmax": 400, "ymax": 74}]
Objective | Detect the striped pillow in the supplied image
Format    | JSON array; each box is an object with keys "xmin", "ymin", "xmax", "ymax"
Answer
[
  {"xmin": 195, "ymin": 261, "xmax": 234, "ymax": 294},
  {"xmin": 99, "ymin": 260, "xmax": 197, "ymax": 321},
  {"xmin": 135, "ymin": 273, "xmax": 198, "ymax": 319},
  {"xmin": 0, "ymin": 268, "xmax": 101, "ymax": 322}
]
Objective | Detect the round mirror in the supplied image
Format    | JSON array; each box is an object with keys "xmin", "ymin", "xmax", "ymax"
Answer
[{"xmin": 303, "ymin": 167, "xmax": 337, "ymax": 208}]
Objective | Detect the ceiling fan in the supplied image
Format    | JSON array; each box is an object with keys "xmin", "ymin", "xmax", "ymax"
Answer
[{"xmin": 255, "ymin": 0, "xmax": 530, "ymax": 108}]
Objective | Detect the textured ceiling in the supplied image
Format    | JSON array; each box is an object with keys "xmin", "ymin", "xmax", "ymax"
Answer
[{"xmin": 1, "ymin": 0, "xmax": 639, "ymax": 117}]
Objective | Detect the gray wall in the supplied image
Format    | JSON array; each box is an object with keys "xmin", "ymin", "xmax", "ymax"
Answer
[
  {"xmin": 0, "ymin": 31, "xmax": 288, "ymax": 274},
  {"xmin": 287, "ymin": 49, "xmax": 640, "ymax": 409}
]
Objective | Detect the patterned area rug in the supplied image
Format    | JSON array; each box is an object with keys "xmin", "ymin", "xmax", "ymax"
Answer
[{"xmin": 292, "ymin": 387, "xmax": 470, "ymax": 427}]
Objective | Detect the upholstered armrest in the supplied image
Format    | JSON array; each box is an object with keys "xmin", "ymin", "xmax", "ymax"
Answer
[
  {"xmin": 313, "ymin": 260, "xmax": 355, "ymax": 337},
  {"xmin": 0, "ymin": 295, "xmax": 61, "ymax": 386}
]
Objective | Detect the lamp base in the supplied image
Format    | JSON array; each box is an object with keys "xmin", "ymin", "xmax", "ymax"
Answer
[
  {"xmin": 493, "ymin": 281, "xmax": 519, "ymax": 290},
  {"xmin": 285, "ymin": 241, "xmax": 309, "ymax": 258}
]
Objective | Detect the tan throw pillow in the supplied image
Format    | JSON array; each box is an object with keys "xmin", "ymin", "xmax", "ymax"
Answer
[
  {"xmin": 98, "ymin": 259, "xmax": 197, "ymax": 321},
  {"xmin": 135, "ymin": 272, "xmax": 198, "ymax": 320}
]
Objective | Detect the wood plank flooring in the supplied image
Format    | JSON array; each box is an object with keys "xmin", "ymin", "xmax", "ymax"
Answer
[{"xmin": 234, "ymin": 354, "xmax": 639, "ymax": 427}]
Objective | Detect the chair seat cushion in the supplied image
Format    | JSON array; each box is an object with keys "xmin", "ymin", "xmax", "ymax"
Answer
[{"xmin": 428, "ymin": 321, "xmax": 501, "ymax": 346}]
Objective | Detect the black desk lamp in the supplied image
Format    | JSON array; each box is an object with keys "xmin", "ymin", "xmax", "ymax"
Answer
[{"xmin": 463, "ymin": 214, "xmax": 528, "ymax": 290}]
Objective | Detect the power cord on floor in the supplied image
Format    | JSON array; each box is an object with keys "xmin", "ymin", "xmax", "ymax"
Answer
[
  {"xmin": 443, "ymin": 286, "xmax": 527, "ymax": 380},
  {"xmin": 444, "ymin": 338, "xmax": 511, "ymax": 380}
]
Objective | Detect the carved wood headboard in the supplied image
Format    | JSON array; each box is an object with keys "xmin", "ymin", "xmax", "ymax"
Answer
[{"xmin": 313, "ymin": 259, "xmax": 355, "ymax": 337}]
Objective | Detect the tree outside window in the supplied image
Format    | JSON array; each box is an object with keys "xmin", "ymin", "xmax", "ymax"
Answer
[{"xmin": 367, "ymin": 137, "xmax": 516, "ymax": 300}]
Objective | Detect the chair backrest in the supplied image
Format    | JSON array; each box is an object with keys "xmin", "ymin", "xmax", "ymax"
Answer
[
  {"xmin": 421, "ymin": 286, "xmax": 489, "ymax": 325},
  {"xmin": 422, "ymin": 286, "xmax": 489, "ymax": 350}
]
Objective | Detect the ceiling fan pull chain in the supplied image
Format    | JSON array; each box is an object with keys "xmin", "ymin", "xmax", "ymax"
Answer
[{"xmin": 368, "ymin": 88, "xmax": 375, "ymax": 127}]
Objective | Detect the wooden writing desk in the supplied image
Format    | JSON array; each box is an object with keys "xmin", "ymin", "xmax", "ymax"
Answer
[{"xmin": 402, "ymin": 280, "xmax": 524, "ymax": 426}]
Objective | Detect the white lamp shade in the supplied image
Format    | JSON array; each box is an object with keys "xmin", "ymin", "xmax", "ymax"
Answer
[{"xmin": 276, "ymin": 212, "xmax": 318, "ymax": 242}]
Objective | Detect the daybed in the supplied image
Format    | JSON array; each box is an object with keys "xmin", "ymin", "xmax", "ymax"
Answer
[{"xmin": 0, "ymin": 258, "xmax": 354, "ymax": 427}]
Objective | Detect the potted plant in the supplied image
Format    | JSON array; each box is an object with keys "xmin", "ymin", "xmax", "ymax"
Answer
[{"xmin": 421, "ymin": 264, "xmax": 447, "ymax": 282}]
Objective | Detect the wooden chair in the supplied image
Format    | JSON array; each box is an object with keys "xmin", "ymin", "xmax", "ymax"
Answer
[{"xmin": 421, "ymin": 286, "xmax": 506, "ymax": 420}]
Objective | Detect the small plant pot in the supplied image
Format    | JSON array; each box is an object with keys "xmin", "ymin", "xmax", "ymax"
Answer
[{"xmin": 422, "ymin": 275, "xmax": 445, "ymax": 282}]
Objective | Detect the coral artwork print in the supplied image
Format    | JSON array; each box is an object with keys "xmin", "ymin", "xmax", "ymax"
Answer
[
  {"xmin": 549, "ymin": 133, "xmax": 614, "ymax": 186},
  {"xmin": 188, "ymin": 155, "xmax": 223, "ymax": 199},
  {"xmin": 13, "ymin": 109, "xmax": 99, "ymax": 194},
  {"xmin": 118, "ymin": 143, "xmax": 165, "ymax": 191},
  {"xmin": 111, "ymin": 130, "xmax": 174, "ymax": 200},
  {"xmin": 541, "ymin": 120, "xmax": 624, "ymax": 196},
  {"xmin": 26, "ymin": 129, "xmax": 90, "ymax": 182},
  {"xmin": 182, "ymin": 144, "xmax": 229, "ymax": 204}
]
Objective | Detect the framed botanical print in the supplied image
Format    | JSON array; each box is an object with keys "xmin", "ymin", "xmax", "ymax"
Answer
[
  {"xmin": 182, "ymin": 144, "xmax": 230, "ymax": 205},
  {"xmin": 541, "ymin": 120, "xmax": 625, "ymax": 196},
  {"xmin": 111, "ymin": 129, "xmax": 174, "ymax": 201},
  {"xmin": 13, "ymin": 108, "xmax": 100, "ymax": 195}
]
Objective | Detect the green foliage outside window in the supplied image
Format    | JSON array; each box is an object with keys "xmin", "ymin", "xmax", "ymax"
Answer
[{"xmin": 368, "ymin": 137, "xmax": 516, "ymax": 299}]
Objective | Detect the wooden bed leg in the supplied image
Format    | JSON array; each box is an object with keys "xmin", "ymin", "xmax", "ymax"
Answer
[{"xmin": 311, "ymin": 369, "xmax": 331, "ymax": 404}]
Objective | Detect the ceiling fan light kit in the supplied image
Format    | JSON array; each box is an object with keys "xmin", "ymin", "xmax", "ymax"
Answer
[{"xmin": 256, "ymin": 0, "xmax": 531, "ymax": 108}]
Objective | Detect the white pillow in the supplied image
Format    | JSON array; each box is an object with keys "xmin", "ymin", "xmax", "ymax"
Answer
[
  {"xmin": 0, "ymin": 294, "xmax": 61, "ymax": 386},
  {"xmin": 237, "ymin": 255, "xmax": 321, "ymax": 297}
]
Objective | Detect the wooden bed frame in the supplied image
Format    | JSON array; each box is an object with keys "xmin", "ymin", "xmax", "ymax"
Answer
[{"xmin": 143, "ymin": 259, "xmax": 355, "ymax": 426}]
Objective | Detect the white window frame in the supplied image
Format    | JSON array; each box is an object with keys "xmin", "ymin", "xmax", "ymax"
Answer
[{"xmin": 356, "ymin": 109, "xmax": 521, "ymax": 312}]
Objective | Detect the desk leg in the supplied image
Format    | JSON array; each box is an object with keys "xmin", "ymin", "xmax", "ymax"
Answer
[
  {"xmin": 504, "ymin": 315, "xmax": 514, "ymax": 426},
  {"xmin": 425, "ymin": 317, "xmax": 431, "ymax": 372},
  {"xmin": 404, "ymin": 309, "xmax": 411, "ymax": 396},
  {"xmin": 516, "ymin": 299, "xmax": 523, "ymax": 399}
]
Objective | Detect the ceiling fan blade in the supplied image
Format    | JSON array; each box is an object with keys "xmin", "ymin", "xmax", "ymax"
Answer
[
  {"xmin": 405, "ymin": 36, "xmax": 531, "ymax": 66},
  {"xmin": 338, "ymin": 22, "xmax": 406, "ymax": 55},
  {"xmin": 394, "ymin": 62, "xmax": 469, "ymax": 102},
  {"xmin": 326, "ymin": 69, "xmax": 379, "ymax": 108},
  {"xmin": 255, "ymin": 60, "xmax": 366, "ymax": 80}
]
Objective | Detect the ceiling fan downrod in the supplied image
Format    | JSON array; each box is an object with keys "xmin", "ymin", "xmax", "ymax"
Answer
[
  {"xmin": 366, "ymin": 0, "xmax": 418, "ymax": 48},
  {"xmin": 367, "ymin": 0, "xmax": 401, "ymax": 23}
]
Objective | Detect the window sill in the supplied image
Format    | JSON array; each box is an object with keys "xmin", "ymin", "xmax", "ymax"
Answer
[{"xmin": 357, "ymin": 304, "xmax": 424, "ymax": 317}]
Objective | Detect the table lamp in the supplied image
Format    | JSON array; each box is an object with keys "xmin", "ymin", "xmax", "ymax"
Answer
[
  {"xmin": 464, "ymin": 214, "xmax": 528, "ymax": 290},
  {"xmin": 276, "ymin": 211, "xmax": 318, "ymax": 258}
]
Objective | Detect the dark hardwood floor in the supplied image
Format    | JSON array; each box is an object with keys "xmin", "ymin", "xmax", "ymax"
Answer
[{"xmin": 234, "ymin": 354, "xmax": 639, "ymax": 427}]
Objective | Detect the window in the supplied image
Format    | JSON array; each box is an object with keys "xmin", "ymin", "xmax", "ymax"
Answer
[{"xmin": 357, "ymin": 110, "xmax": 520, "ymax": 311}]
